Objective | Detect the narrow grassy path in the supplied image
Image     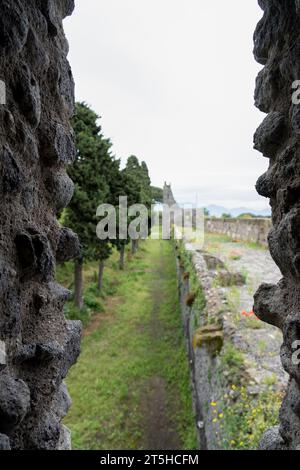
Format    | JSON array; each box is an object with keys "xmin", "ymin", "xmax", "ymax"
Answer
[{"xmin": 64, "ymin": 239, "xmax": 197, "ymax": 450}]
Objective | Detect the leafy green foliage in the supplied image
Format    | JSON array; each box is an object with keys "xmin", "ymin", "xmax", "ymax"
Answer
[
  {"xmin": 124, "ymin": 156, "xmax": 152, "ymax": 209},
  {"xmin": 113, "ymin": 155, "xmax": 153, "ymax": 258},
  {"xmin": 64, "ymin": 281, "xmax": 104, "ymax": 327},
  {"xmin": 64, "ymin": 102, "xmax": 120, "ymax": 263},
  {"xmin": 218, "ymin": 385, "xmax": 282, "ymax": 450},
  {"xmin": 151, "ymin": 186, "xmax": 163, "ymax": 203}
]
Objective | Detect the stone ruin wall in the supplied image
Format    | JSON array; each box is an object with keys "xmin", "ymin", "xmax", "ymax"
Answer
[
  {"xmin": 205, "ymin": 218, "xmax": 271, "ymax": 248},
  {"xmin": 175, "ymin": 240, "xmax": 225, "ymax": 450},
  {"xmin": 163, "ymin": 182, "xmax": 178, "ymax": 207},
  {"xmin": 253, "ymin": 0, "xmax": 300, "ymax": 450},
  {"xmin": 0, "ymin": 0, "xmax": 81, "ymax": 450}
]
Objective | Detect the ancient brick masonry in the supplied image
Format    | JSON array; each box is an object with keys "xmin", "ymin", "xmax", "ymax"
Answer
[
  {"xmin": 253, "ymin": 0, "xmax": 300, "ymax": 449},
  {"xmin": 0, "ymin": 0, "xmax": 81, "ymax": 449}
]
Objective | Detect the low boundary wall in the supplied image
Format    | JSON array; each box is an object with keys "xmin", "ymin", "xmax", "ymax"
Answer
[{"xmin": 204, "ymin": 218, "xmax": 271, "ymax": 247}]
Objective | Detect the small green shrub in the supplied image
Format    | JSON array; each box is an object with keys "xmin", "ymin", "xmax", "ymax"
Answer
[
  {"xmin": 226, "ymin": 286, "xmax": 241, "ymax": 317},
  {"xmin": 244, "ymin": 316, "xmax": 263, "ymax": 329},
  {"xmin": 64, "ymin": 282, "xmax": 104, "ymax": 326},
  {"xmin": 263, "ymin": 374, "xmax": 277, "ymax": 387},
  {"xmin": 64, "ymin": 304, "xmax": 92, "ymax": 326},
  {"xmin": 218, "ymin": 386, "xmax": 282, "ymax": 450},
  {"xmin": 219, "ymin": 342, "xmax": 245, "ymax": 386}
]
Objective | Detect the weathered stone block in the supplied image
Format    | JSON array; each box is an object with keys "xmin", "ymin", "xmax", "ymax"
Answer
[
  {"xmin": 254, "ymin": 281, "xmax": 288, "ymax": 329},
  {"xmin": 259, "ymin": 426, "xmax": 286, "ymax": 450},
  {"xmin": 193, "ymin": 325, "xmax": 223, "ymax": 356},
  {"xmin": 0, "ymin": 0, "xmax": 80, "ymax": 449},
  {"xmin": 254, "ymin": 0, "xmax": 300, "ymax": 450},
  {"xmin": 0, "ymin": 0, "xmax": 29, "ymax": 53},
  {"xmin": 254, "ymin": 112, "xmax": 286, "ymax": 157},
  {"xmin": 56, "ymin": 227, "xmax": 81, "ymax": 263},
  {"xmin": 1, "ymin": 146, "xmax": 23, "ymax": 193},
  {"xmin": 0, "ymin": 433, "xmax": 11, "ymax": 450},
  {"xmin": 41, "ymin": 123, "xmax": 76, "ymax": 166},
  {"xmin": 13, "ymin": 63, "xmax": 41, "ymax": 127},
  {"xmin": 15, "ymin": 231, "xmax": 55, "ymax": 282},
  {"xmin": 45, "ymin": 170, "xmax": 75, "ymax": 211},
  {"xmin": 0, "ymin": 372, "xmax": 30, "ymax": 434}
]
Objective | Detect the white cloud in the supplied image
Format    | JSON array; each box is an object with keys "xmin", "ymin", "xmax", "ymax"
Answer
[{"xmin": 64, "ymin": 0, "xmax": 268, "ymax": 210}]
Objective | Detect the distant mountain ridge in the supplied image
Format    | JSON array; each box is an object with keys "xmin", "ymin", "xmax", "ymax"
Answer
[{"xmin": 205, "ymin": 204, "xmax": 271, "ymax": 218}]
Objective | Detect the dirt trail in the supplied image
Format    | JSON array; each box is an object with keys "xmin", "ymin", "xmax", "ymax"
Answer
[{"xmin": 140, "ymin": 241, "xmax": 181, "ymax": 450}]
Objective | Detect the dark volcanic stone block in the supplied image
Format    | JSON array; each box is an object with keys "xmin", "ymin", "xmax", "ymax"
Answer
[
  {"xmin": 0, "ymin": 0, "xmax": 80, "ymax": 450},
  {"xmin": 254, "ymin": 0, "xmax": 300, "ymax": 450}
]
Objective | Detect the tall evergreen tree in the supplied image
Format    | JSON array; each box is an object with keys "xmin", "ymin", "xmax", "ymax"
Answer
[
  {"xmin": 151, "ymin": 186, "xmax": 163, "ymax": 203},
  {"xmin": 123, "ymin": 156, "xmax": 152, "ymax": 254},
  {"xmin": 65, "ymin": 102, "xmax": 117, "ymax": 306},
  {"xmin": 113, "ymin": 166, "xmax": 141, "ymax": 268},
  {"xmin": 95, "ymin": 155, "xmax": 122, "ymax": 290}
]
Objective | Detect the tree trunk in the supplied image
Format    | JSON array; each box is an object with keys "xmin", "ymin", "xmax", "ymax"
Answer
[
  {"xmin": 74, "ymin": 259, "xmax": 83, "ymax": 309},
  {"xmin": 119, "ymin": 245, "xmax": 125, "ymax": 270},
  {"xmin": 98, "ymin": 260, "xmax": 104, "ymax": 292},
  {"xmin": 131, "ymin": 239, "xmax": 137, "ymax": 255}
]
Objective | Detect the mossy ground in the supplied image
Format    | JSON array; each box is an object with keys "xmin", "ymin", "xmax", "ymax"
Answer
[{"xmin": 59, "ymin": 239, "xmax": 197, "ymax": 450}]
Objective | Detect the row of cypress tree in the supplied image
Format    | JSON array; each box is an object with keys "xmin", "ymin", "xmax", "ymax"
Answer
[{"xmin": 62, "ymin": 102, "xmax": 163, "ymax": 309}]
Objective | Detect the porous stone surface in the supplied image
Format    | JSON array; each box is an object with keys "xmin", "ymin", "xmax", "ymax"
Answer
[
  {"xmin": 253, "ymin": 0, "xmax": 300, "ymax": 449},
  {"xmin": 0, "ymin": 0, "xmax": 81, "ymax": 449}
]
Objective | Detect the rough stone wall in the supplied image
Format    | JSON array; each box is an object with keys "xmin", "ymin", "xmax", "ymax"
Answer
[
  {"xmin": 0, "ymin": 0, "xmax": 81, "ymax": 450},
  {"xmin": 176, "ymin": 244, "xmax": 221, "ymax": 449},
  {"xmin": 253, "ymin": 0, "xmax": 300, "ymax": 450},
  {"xmin": 205, "ymin": 218, "xmax": 271, "ymax": 248},
  {"xmin": 176, "ymin": 234, "xmax": 249, "ymax": 449}
]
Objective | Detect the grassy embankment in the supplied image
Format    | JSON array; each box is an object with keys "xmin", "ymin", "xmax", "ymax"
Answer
[{"xmin": 57, "ymin": 239, "xmax": 197, "ymax": 450}]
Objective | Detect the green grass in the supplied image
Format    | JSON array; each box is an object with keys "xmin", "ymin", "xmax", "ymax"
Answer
[
  {"xmin": 263, "ymin": 374, "xmax": 277, "ymax": 387},
  {"xmin": 215, "ymin": 342, "xmax": 282, "ymax": 450},
  {"xmin": 244, "ymin": 241, "xmax": 266, "ymax": 251},
  {"xmin": 219, "ymin": 385, "xmax": 282, "ymax": 450},
  {"xmin": 226, "ymin": 286, "xmax": 241, "ymax": 319},
  {"xmin": 219, "ymin": 342, "xmax": 245, "ymax": 387},
  {"xmin": 204, "ymin": 232, "xmax": 267, "ymax": 253},
  {"xmin": 63, "ymin": 239, "xmax": 197, "ymax": 450},
  {"xmin": 204, "ymin": 233, "xmax": 233, "ymax": 245},
  {"xmin": 203, "ymin": 233, "xmax": 234, "ymax": 254},
  {"xmin": 244, "ymin": 316, "xmax": 263, "ymax": 329}
]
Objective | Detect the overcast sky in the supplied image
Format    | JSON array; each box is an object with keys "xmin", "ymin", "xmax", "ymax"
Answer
[{"xmin": 64, "ymin": 1, "xmax": 268, "ymax": 210}]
